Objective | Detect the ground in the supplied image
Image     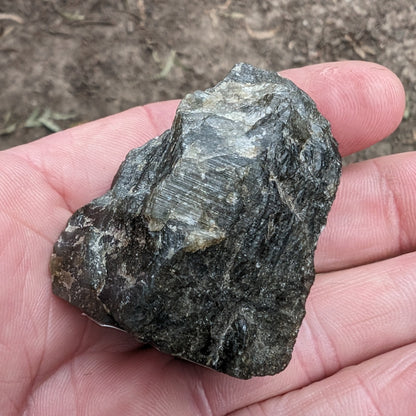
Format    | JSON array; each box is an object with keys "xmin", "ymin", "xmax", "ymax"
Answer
[{"xmin": 1, "ymin": 0, "xmax": 415, "ymax": 162}]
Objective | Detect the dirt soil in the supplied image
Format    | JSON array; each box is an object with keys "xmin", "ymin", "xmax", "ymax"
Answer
[{"xmin": 1, "ymin": 0, "xmax": 415, "ymax": 163}]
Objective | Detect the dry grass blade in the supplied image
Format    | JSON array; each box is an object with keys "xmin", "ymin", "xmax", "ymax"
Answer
[
  {"xmin": 0, "ymin": 13, "xmax": 24, "ymax": 24},
  {"xmin": 38, "ymin": 112, "xmax": 62, "ymax": 132},
  {"xmin": 53, "ymin": 5, "xmax": 85, "ymax": 21},
  {"xmin": 0, "ymin": 26, "xmax": 16, "ymax": 39},
  {"xmin": 403, "ymin": 96, "xmax": 411, "ymax": 120},
  {"xmin": 24, "ymin": 108, "xmax": 77, "ymax": 132},
  {"xmin": 0, "ymin": 111, "xmax": 16, "ymax": 136},
  {"xmin": 218, "ymin": 0, "xmax": 233, "ymax": 10},
  {"xmin": 352, "ymin": 43, "xmax": 367, "ymax": 59},
  {"xmin": 0, "ymin": 123, "xmax": 17, "ymax": 135},
  {"xmin": 154, "ymin": 50, "xmax": 176, "ymax": 80},
  {"xmin": 245, "ymin": 21, "xmax": 278, "ymax": 40},
  {"xmin": 24, "ymin": 108, "xmax": 42, "ymax": 128},
  {"xmin": 137, "ymin": 0, "xmax": 146, "ymax": 28}
]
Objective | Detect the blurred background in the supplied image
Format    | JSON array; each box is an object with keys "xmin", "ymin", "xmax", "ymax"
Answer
[{"xmin": 1, "ymin": 0, "xmax": 415, "ymax": 163}]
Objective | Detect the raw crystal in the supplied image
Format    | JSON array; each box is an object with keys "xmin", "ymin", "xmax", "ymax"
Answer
[{"xmin": 51, "ymin": 63, "xmax": 341, "ymax": 379}]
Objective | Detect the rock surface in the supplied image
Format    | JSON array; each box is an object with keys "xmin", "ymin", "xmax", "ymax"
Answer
[{"xmin": 51, "ymin": 63, "xmax": 341, "ymax": 379}]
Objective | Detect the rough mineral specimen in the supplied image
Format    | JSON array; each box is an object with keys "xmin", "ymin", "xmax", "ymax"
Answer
[{"xmin": 51, "ymin": 62, "xmax": 341, "ymax": 379}]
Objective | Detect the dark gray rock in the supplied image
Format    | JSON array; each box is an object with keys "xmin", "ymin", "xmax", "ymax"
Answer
[{"xmin": 51, "ymin": 62, "xmax": 341, "ymax": 379}]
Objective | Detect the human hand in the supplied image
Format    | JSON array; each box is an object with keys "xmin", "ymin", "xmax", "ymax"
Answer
[{"xmin": 1, "ymin": 61, "xmax": 413, "ymax": 415}]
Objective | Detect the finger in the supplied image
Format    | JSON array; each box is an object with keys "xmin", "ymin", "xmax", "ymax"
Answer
[
  {"xmin": 315, "ymin": 151, "xmax": 416, "ymax": 272},
  {"xmin": 280, "ymin": 60, "xmax": 405, "ymax": 156},
  {"xmin": 6, "ymin": 61, "xmax": 404, "ymax": 215},
  {"xmin": 229, "ymin": 343, "xmax": 416, "ymax": 415}
]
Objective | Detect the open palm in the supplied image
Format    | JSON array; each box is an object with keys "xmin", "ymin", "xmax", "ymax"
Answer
[{"xmin": 1, "ymin": 61, "xmax": 414, "ymax": 415}]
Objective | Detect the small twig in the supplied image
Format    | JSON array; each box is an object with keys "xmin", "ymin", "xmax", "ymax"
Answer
[
  {"xmin": 70, "ymin": 20, "xmax": 115, "ymax": 27},
  {"xmin": 137, "ymin": 0, "xmax": 146, "ymax": 28},
  {"xmin": 45, "ymin": 28, "xmax": 73, "ymax": 38},
  {"xmin": 116, "ymin": 10, "xmax": 141, "ymax": 22}
]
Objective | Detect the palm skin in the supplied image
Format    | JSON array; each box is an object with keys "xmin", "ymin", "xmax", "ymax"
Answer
[{"xmin": 1, "ymin": 61, "xmax": 415, "ymax": 415}]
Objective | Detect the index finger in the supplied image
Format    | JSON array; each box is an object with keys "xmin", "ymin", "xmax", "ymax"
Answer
[{"xmin": 281, "ymin": 60, "xmax": 405, "ymax": 156}]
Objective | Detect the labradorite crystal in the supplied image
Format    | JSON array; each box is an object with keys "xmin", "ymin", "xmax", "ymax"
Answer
[{"xmin": 51, "ymin": 63, "xmax": 341, "ymax": 379}]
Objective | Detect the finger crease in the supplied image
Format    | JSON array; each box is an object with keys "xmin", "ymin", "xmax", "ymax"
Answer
[
  {"xmin": 188, "ymin": 376, "xmax": 215, "ymax": 416},
  {"xmin": 372, "ymin": 159, "xmax": 410, "ymax": 256},
  {"xmin": 354, "ymin": 372, "xmax": 383, "ymax": 416},
  {"xmin": 8, "ymin": 149, "xmax": 73, "ymax": 214},
  {"xmin": 306, "ymin": 294, "xmax": 342, "ymax": 377}
]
